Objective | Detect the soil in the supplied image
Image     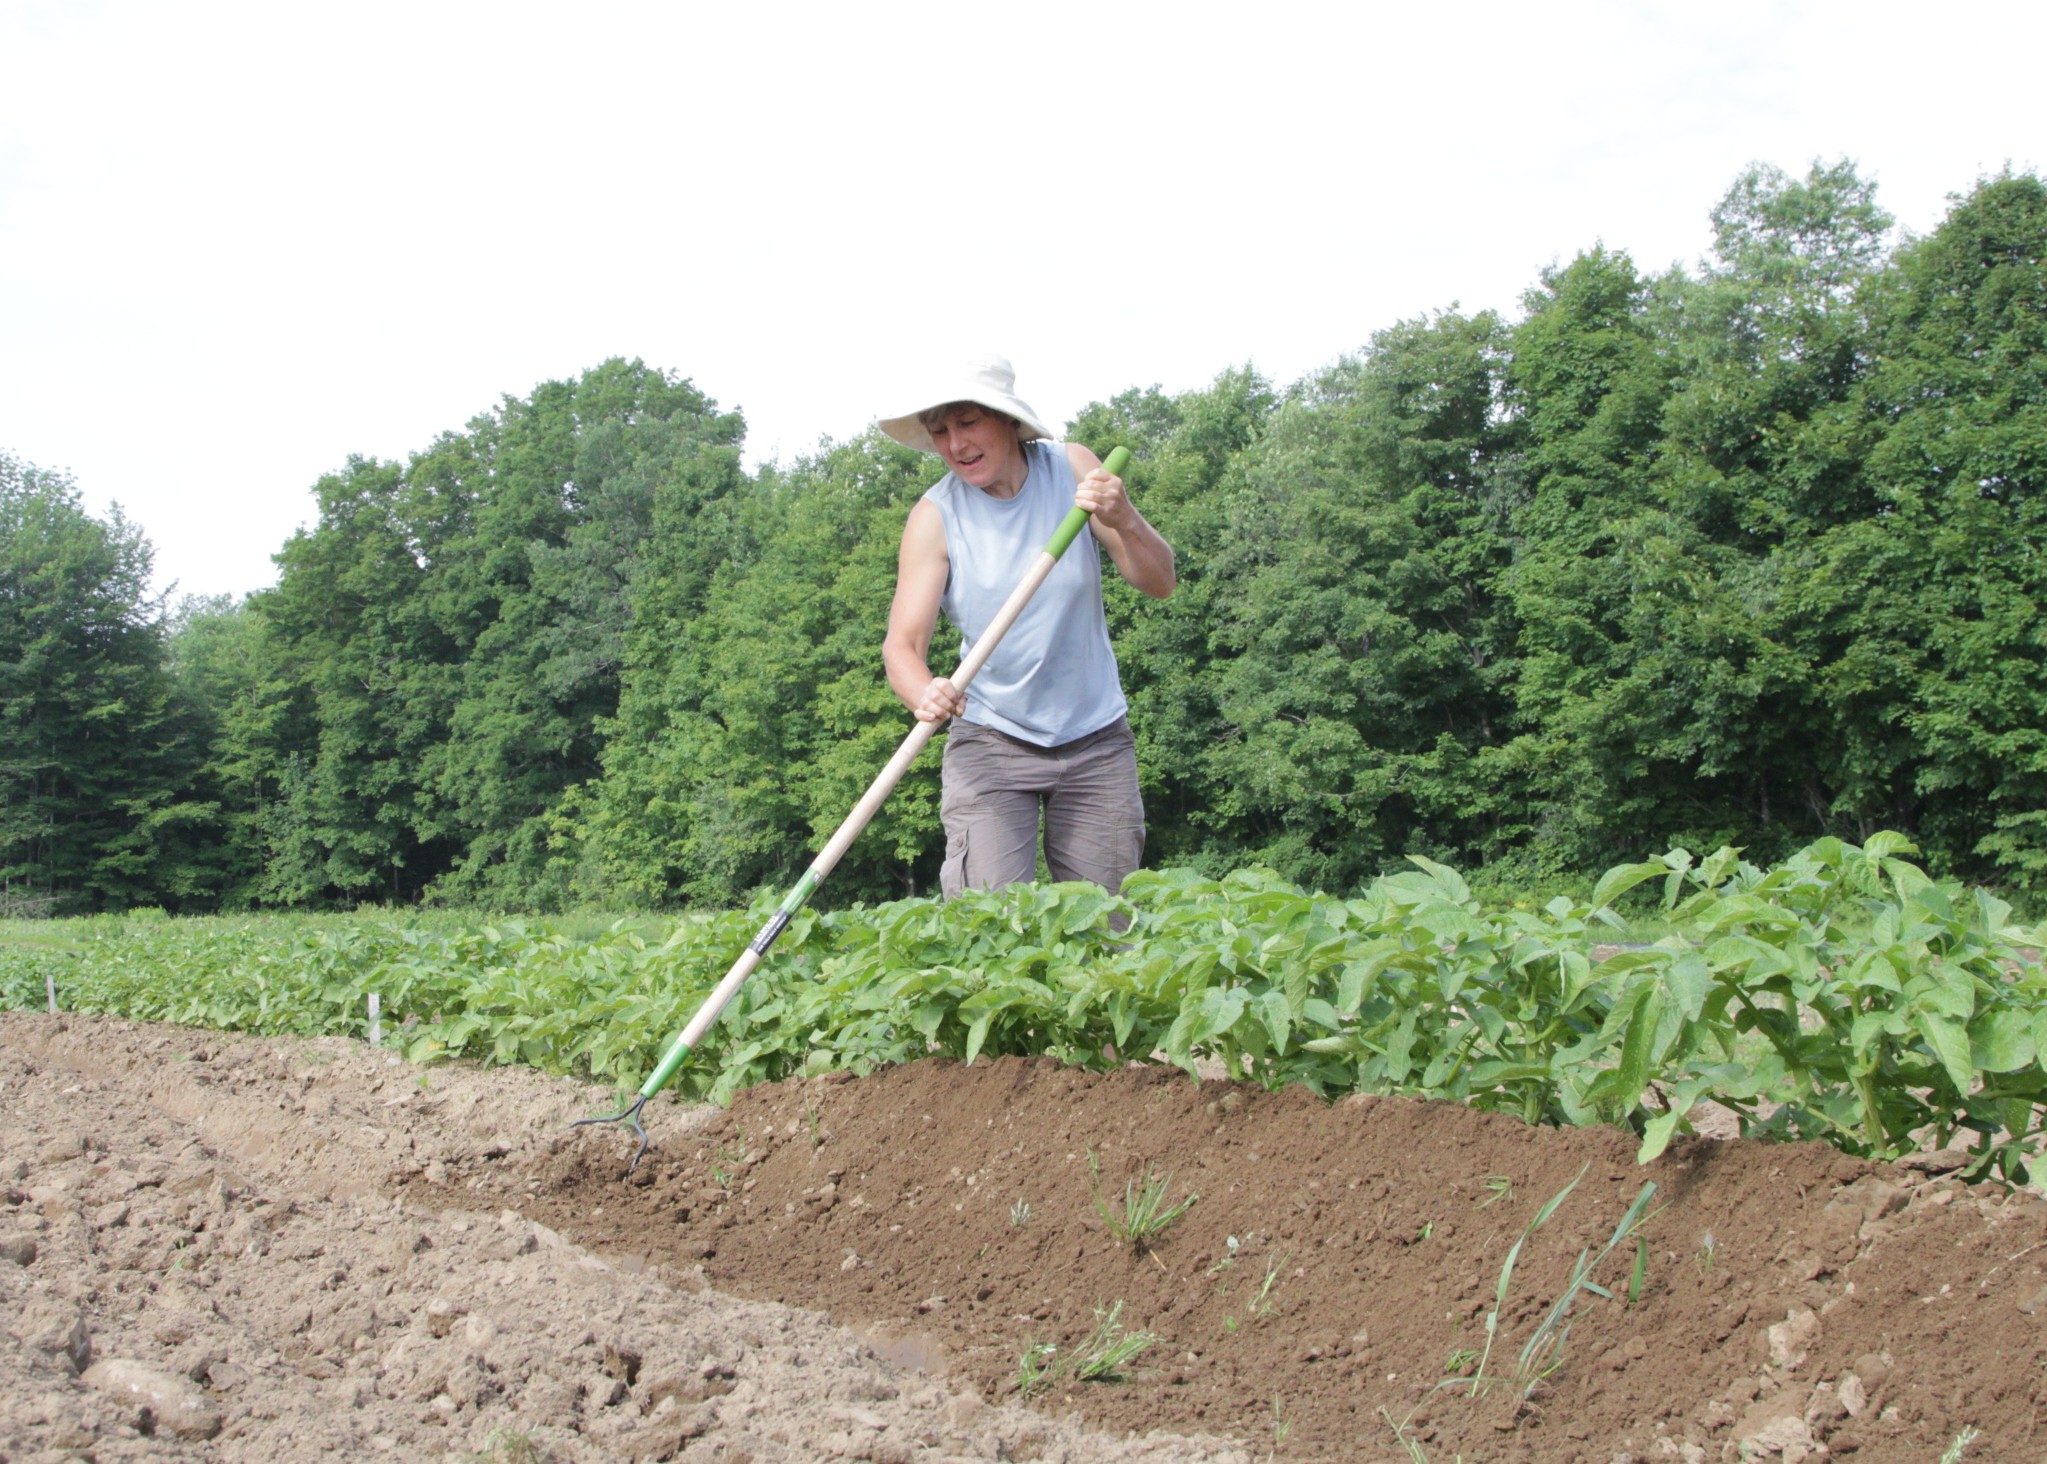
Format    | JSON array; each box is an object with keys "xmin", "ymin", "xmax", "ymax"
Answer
[{"xmin": 6, "ymin": 1012, "xmax": 2046, "ymax": 1464}]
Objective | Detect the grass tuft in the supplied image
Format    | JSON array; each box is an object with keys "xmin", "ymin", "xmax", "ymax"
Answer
[
  {"xmin": 1068, "ymin": 1300, "xmax": 1157, "ymax": 1381},
  {"xmin": 1516, "ymin": 1178, "xmax": 1659, "ymax": 1386},
  {"xmin": 1014, "ymin": 1342, "xmax": 1059, "ymax": 1399},
  {"xmin": 1013, "ymin": 1300, "xmax": 1157, "ymax": 1394},
  {"xmin": 1251, "ymin": 1249, "xmax": 1289, "ymax": 1315},
  {"xmin": 1086, "ymin": 1150, "xmax": 1197, "ymax": 1247},
  {"xmin": 1467, "ymin": 1163, "xmax": 1585, "ymax": 1396},
  {"xmin": 1940, "ymin": 1425, "xmax": 1981, "ymax": 1463}
]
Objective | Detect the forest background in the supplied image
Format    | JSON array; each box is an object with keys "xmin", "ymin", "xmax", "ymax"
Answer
[{"xmin": 5, "ymin": 161, "xmax": 2045, "ymax": 918}]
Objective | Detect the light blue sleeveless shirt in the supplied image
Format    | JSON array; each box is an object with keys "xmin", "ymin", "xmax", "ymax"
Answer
[{"xmin": 928, "ymin": 440, "xmax": 1128, "ymax": 747}]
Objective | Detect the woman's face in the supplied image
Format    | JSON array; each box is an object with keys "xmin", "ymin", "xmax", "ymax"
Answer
[{"xmin": 925, "ymin": 404, "xmax": 1026, "ymax": 495}]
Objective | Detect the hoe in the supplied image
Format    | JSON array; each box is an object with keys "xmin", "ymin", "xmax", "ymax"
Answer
[{"xmin": 573, "ymin": 445, "xmax": 1133, "ymax": 1174}]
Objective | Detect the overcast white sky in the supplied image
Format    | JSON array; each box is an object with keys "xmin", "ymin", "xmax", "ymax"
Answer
[{"xmin": 3, "ymin": 0, "xmax": 2040, "ymax": 603}]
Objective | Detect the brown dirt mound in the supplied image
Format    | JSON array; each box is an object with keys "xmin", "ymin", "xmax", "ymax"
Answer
[
  {"xmin": 1, "ymin": 1014, "xmax": 1243, "ymax": 1464},
  {"xmin": 7, "ymin": 1012, "xmax": 2047, "ymax": 1463},
  {"xmin": 504, "ymin": 1058, "xmax": 2047, "ymax": 1464}
]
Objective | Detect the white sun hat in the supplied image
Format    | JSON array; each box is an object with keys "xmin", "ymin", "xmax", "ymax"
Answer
[{"xmin": 878, "ymin": 354, "xmax": 1052, "ymax": 453}]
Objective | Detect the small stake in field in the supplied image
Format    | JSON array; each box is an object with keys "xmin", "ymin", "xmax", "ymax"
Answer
[{"xmin": 572, "ymin": 447, "xmax": 1135, "ymax": 1174}]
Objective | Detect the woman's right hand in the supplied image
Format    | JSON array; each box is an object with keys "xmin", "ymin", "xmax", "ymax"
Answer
[{"xmin": 912, "ymin": 675, "xmax": 965, "ymax": 723}]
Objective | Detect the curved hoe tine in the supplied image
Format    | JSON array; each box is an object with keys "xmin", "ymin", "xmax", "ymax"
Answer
[{"xmin": 569, "ymin": 1094, "xmax": 651, "ymax": 1177}]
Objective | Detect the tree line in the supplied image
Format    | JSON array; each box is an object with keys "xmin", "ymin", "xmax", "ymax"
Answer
[{"xmin": 5, "ymin": 162, "xmax": 2043, "ymax": 915}]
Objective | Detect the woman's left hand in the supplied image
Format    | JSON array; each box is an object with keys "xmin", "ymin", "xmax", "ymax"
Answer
[
  {"xmin": 1063, "ymin": 440, "xmax": 1175, "ymax": 598},
  {"xmin": 1073, "ymin": 466, "xmax": 1135, "ymax": 530}
]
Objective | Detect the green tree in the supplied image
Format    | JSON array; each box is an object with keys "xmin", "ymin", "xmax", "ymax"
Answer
[
  {"xmin": 414, "ymin": 361, "xmax": 748, "ymax": 906},
  {"xmin": 574, "ymin": 433, "xmax": 929, "ymax": 907},
  {"xmin": 1495, "ymin": 245, "xmax": 1679, "ymax": 873},
  {"xmin": 1578, "ymin": 162, "xmax": 1897, "ymax": 866},
  {"xmin": 0, "ymin": 453, "xmax": 203, "ymax": 910},
  {"xmin": 164, "ymin": 594, "xmax": 307, "ymax": 908},
  {"xmin": 1070, "ymin": 368, "xmax": 1278, "ymax": 869},
  {"xmin": 261, "ymin": 455, "xmax": 461, "ymax": 904},
  {"xmin": 1181, "ymin": 317, "xmax": 1520, "ymax": 889},
  {"xmin": 253, "ymin": 360, "xmax": 747, "ymax": 908},
  {"xmin": 1800, "ymin": 171, "xmax": 2047, "ymax": 889},
  {"xmin": 1644, "ymin": 164, "xmax": 1894, "ymax": 864},
  {"xmin": 1660, "ymin": 160, "xmax": 1893, "ymax": 543}
]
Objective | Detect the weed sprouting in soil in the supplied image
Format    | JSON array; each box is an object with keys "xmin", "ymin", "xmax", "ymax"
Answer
[
  {"xmin": 1068, "ymin": 1300, "xmax": 1157, "ymax": 1381},
  {"xmin": 1251, "ymin": 1249, "xmax": 1288, "ymax": 1315},
  {"xmin": 1941, "ymin": 1425, "xmax": 1982, "ymax": 1463},
  {"xmin": 1013, "ymin": 1300, "xmax": 1158, "ymax": 1395},
  {"xmin": 1516, "ymin": 1179, "xmax": 1659, "ymax": 1385},
  {"xmin": 1469, "ymin": 1166, "xmax": 1576, "ymax": 1393},
  {"xmin": 469, "ymin": 1428, "xmax": 543, "ymax": 1463},
  {"xmin": 1086, "ymin": 1150, "xmax": 1197, "ymax": 1247},
  {"xmin": 1459, "ymin": 1165, "xmax": 1661, "ymax": 1398},
  {"xmin": 1379, "ymin": 1402, "xmax": 1461, "ymax": 1463},
  {"xmin": 1267, "ymin": 1393, "xmax": 1291, "ymax": 1453},
  {"xmin": 1014, "ymin": 1341, "xmax": 1059, "ymax": 1399},
  {"xmin": 707, "ymin": 1137, "xmax": 747, "ymax": 1188}
]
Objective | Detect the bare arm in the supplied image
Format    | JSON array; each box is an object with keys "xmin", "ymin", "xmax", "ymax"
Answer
[
  {"xmin": 882, "ymin": 498, "xmax": 965, "ymax": 722},
  {"xmin": 1065, "ymin": 443, "xmax": 1176, "ymax": 599}
]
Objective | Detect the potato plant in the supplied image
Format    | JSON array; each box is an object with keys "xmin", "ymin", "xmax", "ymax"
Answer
[{"xmin": 4, "ymin": 834, "xmax": 2042, "ymax": 1177}]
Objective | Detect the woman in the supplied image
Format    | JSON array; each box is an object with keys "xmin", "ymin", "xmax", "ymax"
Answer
[{"xmin": 880, "ymin": 355, "xmax": 1176, "ymax": 898}]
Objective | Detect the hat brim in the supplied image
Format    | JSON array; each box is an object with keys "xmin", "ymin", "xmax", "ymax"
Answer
[{"xmin": 879, "ymin": 394, "xmax": 1051, "ymax": 454}]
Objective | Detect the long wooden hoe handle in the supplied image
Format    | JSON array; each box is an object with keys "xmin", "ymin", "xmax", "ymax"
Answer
[{"xmin": 575, "ymin": 446, "xmax": 1134, "ymax": 1170}]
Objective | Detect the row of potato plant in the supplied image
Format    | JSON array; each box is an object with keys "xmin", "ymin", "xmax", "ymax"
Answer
[{"xmin": 3, "ymin": 834, "xmax": 2042, "ymax": 1178}]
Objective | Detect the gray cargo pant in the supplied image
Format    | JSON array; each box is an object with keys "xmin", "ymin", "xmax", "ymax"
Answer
[{"xmin": 938, "ymin": 716, "xmax": 1146, "ymax": 898}]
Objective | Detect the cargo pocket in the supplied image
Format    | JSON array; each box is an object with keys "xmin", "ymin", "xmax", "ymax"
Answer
[{"xmin": 940, "ymin": 828, "xmax": 970, "ymax": 901}]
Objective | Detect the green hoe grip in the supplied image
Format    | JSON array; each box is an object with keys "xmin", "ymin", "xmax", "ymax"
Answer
[{"xmin": 1046, "ymin": 445, "xmax": 1132, "ymax": 557}]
